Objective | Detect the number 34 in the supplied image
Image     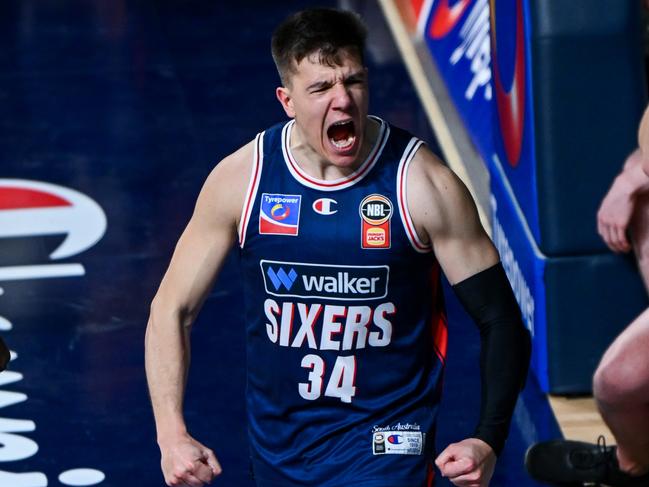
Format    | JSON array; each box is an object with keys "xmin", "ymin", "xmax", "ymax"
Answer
[{"xmin": 299, "ymin": 354, "xmax": 357, "ymax": 404}]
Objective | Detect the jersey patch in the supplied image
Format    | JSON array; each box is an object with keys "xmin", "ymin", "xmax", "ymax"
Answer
[
  {"xmin": 372, "ymin": 431, "xmax": 424, "ymax": 456},
  {"xmin": 259, "ymin": 193, "xmax": 301, "ymax": 236},
  {"xmin": 312, "ymin": 197, "xmax": 337, "ymax": 215},
  {"xmin": 260, "ymin": 260, "xmax": 389, "ymax": 301},
  {"xmin": 360, "ymin": 194, "xmax": 392, "ymax": 249}
]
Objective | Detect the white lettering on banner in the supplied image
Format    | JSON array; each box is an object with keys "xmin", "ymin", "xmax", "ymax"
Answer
[
  {"xmin": 0, "ymin": 264, "xmax": 85, "ymax": 282},
  {"xmin": 490, "ymin": 199, "xmax": 535, "ymax": 336},
  {"xmin": 0, "ymin": 432, "xmax": 38, "ymax": 462},
  {"xmin": 449, "ymin": 0, "xmax": 492, "ymax": 102},
  {"xmin": 0, "ymin": 319, "xmax": 106, "ymax": 485},
  {"xmin": 0, "ymin": 180, "xmax": 108, "ymax": 484},
  {"xmin": 0, "ymin": 317, "xmax": 12, "ymax": 331},
  {"xmin": 0, "ymin": 390, "xmax": 27, "ymax": 409},
  {"xmin": 0, "ymin": 471, "xmax": 47, "ymax": 487}
]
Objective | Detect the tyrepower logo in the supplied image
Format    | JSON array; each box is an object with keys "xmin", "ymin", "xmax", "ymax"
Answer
[
  {"xmin": 0, "ymin": 179, "xmax": 107, "ymax": 281},
  {"xmin": 260, "ymin": 260, "xmax": 389, "ymax": 301}
]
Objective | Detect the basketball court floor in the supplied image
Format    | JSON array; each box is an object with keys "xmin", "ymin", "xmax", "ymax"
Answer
[{"xmin": 0, "ymin": 1, "xmax": 562, "ymax": 485}]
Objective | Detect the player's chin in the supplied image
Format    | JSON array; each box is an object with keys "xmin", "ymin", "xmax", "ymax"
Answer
[{"xmin": 325, "ymin": 142, "xmax": 363, "ymax": 167}]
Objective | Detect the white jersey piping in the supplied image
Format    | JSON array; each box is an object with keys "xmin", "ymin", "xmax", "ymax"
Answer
[
  {"xmin": 281, "ymin": 117, "xmax": 390, "ymax": 191},
  {"xmin": 397, "ymin": 137, "xmax": 432, "ymax": 253},
  {"xmin": 238, "ymin": 132, "xmax": 264, "ymax": 248}
]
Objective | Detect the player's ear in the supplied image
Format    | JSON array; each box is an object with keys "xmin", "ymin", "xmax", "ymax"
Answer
[{"xmin": 276, "ymin": 86, "xmax": 295, "ymax": 118}]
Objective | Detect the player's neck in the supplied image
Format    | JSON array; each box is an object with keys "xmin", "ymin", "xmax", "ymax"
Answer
[{"xmin": 290, "ymin": 117, "xmax": 380, "ymax": 181}]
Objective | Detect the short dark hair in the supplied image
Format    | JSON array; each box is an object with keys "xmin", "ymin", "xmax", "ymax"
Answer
[{"xmin": 271, "ymin": 8, "xmax": 367, "ymax": 86}]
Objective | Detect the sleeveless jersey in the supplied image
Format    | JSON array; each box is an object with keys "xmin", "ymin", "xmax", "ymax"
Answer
[{"xmin": 238, "ymin": 117, "xmax": 448, "ymax": 487}]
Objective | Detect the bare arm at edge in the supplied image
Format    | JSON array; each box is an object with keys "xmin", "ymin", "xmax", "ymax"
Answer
[
  {"xmin": 145, "ymin": 141, "xmax": 253, "ymax": 485},
  {"xmin": 597, "ymin": 105, "xmax": 649, "ymax": 253}
]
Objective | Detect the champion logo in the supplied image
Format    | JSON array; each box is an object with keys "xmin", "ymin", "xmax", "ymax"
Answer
[
  {"xmin": 0, "ymin": 179, "xmax": 107, "ymax": 260},
  {"xmin": 312, "ymin": 198, "xmax": 337, "ymax": 216},
  {"xmin": 387, "ymin": 434, "xmax": 403, "ymax": 445},
  {"xmin": 266, "ymin": 267, "xmax": 298, "ymax": 291}
]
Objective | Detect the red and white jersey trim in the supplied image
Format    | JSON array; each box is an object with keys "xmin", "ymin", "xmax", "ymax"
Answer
[
  {"xmin": 238, "ymin": 132, "xmax": 264, "ymax": 248},
  {"xmin": 397, "ymin": 137, "xmax": 431, "ymax": 253},
  {"xmin": 281, "ymin": 117, "xmax": 390, "ymax": 192}
]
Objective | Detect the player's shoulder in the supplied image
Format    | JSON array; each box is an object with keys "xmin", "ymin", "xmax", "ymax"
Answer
[
  {"xmin": 195, "ymin": 139, "xmax": 256, "ymax": 220},
  {"xmin": 201, "ymin": 140, "xmax": 255, "ymax": 195},
  {"xmin": 407, "ymin": 144, "xmax": 465, "ymax": 203},
  {"xmin": 405, "ymin": 143, "xmax": 478, "ymax": 239}
]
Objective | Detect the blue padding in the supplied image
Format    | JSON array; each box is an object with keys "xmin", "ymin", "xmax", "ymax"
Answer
[
  {"xmin": 544, "ymin": 253, "xmax": 648, "ymax": 393},
  {"xmin": 530, "ymin": 0, "xmax": 647, "ymax": 255},
  {"xmin": 491, "ymin": 156, "xmax": 648, "ymax": 394}
]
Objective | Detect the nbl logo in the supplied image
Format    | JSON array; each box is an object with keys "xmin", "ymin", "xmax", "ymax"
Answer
[{"xmin": 359, "ymin": 194, "xmax": 393, "ymax": 249}]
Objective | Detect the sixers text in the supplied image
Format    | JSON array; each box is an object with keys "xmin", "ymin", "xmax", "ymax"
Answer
[{"xmin": 260, "ymin": 260, "xmax": 395, "ymax": 404}]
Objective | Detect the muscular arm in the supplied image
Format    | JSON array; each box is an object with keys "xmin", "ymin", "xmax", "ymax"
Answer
[
  {"xmin": 408, "ymin": 147, "xmax": 531, "ymax": 484},
  {"xmin": 598, "ymin": 105, "xmax": 649, "ymax": 253},
  {"xmin": 145, "ymin": 142, "xmax": 253, "ymax": 485},
  {"xmin": 638, "ymin": 103, "xmax": 649, "ymax": 163},
  {"xmin": 618, "ymin": 148, "xmax": 649, "ymax": 197},
  {"xmin": 407, "ymin": 146, "xmax": 498, "ymax": 284}
]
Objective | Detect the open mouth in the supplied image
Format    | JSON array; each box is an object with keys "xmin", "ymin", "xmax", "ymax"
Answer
[{"xmin": 327, "ymin": 120, "xmax": 356, "ymax": 151}]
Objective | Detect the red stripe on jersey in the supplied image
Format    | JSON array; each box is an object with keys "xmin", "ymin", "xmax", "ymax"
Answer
[
  {"xmin": 283, "ymin": 121, "xmax": 386, "ymax": 189},
  {"xmin": 0, "ymin": 187, "xmax": 70, "ymax": 210},
  {"xmin": 430, "ymin": 264, "xmax": 448, "ymax": 365},
  {"xmin": 433, "ymin": 311, "xmax": 449, "ymax": 365},
  {"xmin": 426, "ymin": 461, "xmax": 435, "ymax": 487}
]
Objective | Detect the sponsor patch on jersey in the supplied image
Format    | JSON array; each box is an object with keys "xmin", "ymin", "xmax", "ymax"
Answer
[
  {"xmin": 259, "ymin": 193, "xmax": 301, "ymax": 236},
  {"xmin": 372, "ymin": 431, "xmax": 423, "ymax": 456},
  {"xmin": 359, "ymin": 194, "xmax": 392, "ymax": 249},
  {"xmin": 260, "ymin": 260, "xmax": 389, "ymax": 301},
  {"xmin": 312, "ymin": 197, "xmax": 337, "ymax": 216}
]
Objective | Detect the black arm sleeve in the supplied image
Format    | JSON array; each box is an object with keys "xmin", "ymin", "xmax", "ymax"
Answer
[{"xmin": 452, "ymin": 262, "xmax": 532, "ymax": 456}]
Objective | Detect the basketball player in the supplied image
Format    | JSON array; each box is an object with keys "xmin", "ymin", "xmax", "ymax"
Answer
[
  {"xmin": 145, "ymin": 8, "xmax": 531, "ymax": 487},
  {"xmin": 525, "ymin": 104, "xmax": 649, "ymax": 485}
]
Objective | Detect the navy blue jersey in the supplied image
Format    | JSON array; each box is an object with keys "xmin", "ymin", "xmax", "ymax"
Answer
[{"xmin": 238, "ymin": 117, "xmax": 447, "ymax": 487}]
